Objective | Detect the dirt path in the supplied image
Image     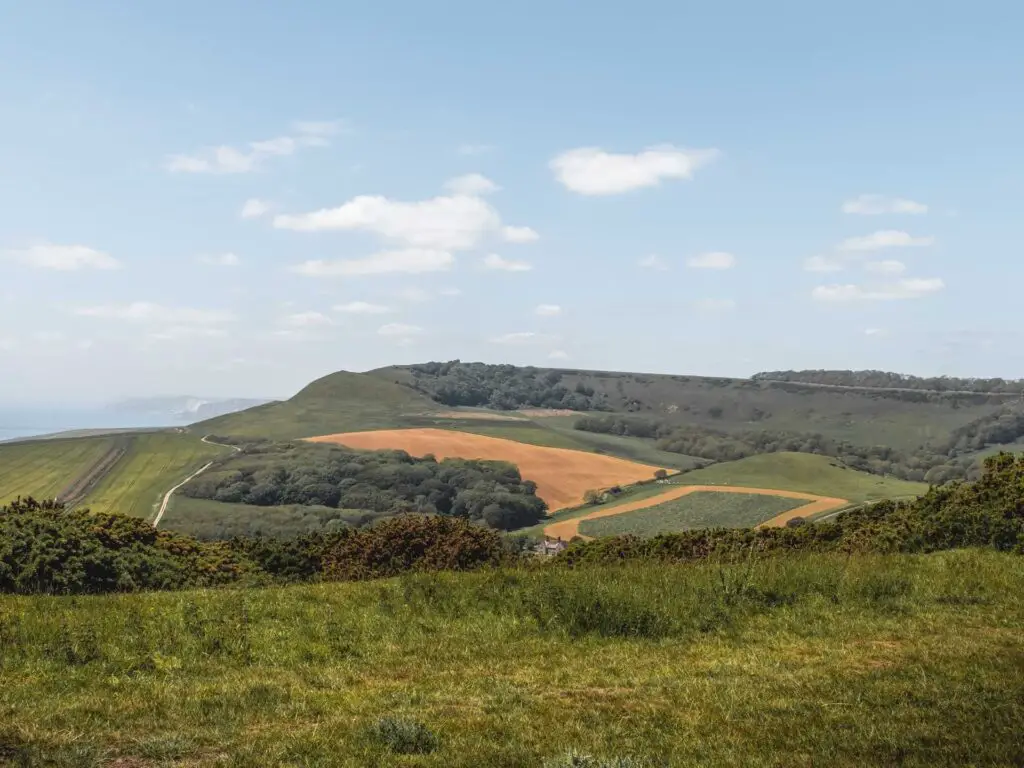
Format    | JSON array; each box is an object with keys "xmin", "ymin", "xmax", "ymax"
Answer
[
  {"xmin": 543, "ymin": 485, "xmax": 848, "ymax": 540},
  {"xmin": 152, "ymin": 435, "xmax": 240, "ymax": 527}
]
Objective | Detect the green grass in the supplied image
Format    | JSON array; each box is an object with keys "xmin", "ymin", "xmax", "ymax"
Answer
[
  {"xmin": 579, "ymin": 491, "xmax": 807, "ymax": 537},
  {"xmin": 1, "ymin": 550, "xmax": 1022, "ymax": 766},
  {"xmin": 517, "ymin": 481, "xmax": 676, "ymax": 537},
  {"xmin": 449, "ymin": 421, "xmax": 595, "ymax": 450},
  {"xmin": 0, "ymin": 436, "xmax": 116, "ymax": 505},
  {"xmin": 81, "ymin": 433, "xmax": 229, "ymax": 520},
  {"xmin": 195, "ymin": 370, "xmax": 440, "ymax": 439},
  {"xmin": 544, "ymin": 426, "xmax": 706, "ymax": 469},
  {"xmin": 161, "ymin": 495, "xmax": 370, "ymax": 539},
  {"xmin": 681, "ymin": 452, "xmax": 929, "ymax": 502}
]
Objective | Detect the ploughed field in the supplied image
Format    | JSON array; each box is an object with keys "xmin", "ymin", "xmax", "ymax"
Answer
[{"xmin": 307, "ymin": 427, "xmax": 669, "ymax": 511}]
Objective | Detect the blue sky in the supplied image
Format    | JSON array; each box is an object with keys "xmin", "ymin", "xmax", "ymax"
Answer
[{"xmin": 1, "ymin": 0, "xmax": 1022, "ymax": 404}]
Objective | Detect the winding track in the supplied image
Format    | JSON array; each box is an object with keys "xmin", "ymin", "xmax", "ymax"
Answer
[
  {"xmin": 543, "ymin": 484, "xmax": 848, "ymax": 541},
  {"xmin": 152, "ymin": 435, "xmax": 240, "ymax": 527}
]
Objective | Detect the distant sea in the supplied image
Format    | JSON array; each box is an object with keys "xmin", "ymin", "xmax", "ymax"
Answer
[{"xmin": 0, "ymin": 409, "xmax": 170, "ymax": 442}]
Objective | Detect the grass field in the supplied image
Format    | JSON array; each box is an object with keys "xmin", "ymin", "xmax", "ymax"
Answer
[
  {"xmin": 1, "ymin": 550, "xmax": 1021, "ymax": 766},
  {"xmin": 578, "ymin": 491, "xmax": 807, "ymax": 537},
  {"xmin": 681, "ymin": 452, "xmax": 928, "ymax": 501},
  {"xmin": 0, "ymin": 436, "xmax": 116, "ymax": 505},
  {"xmin": 82, "ymin": 433, "xmax": 229, "ymax": 520}
]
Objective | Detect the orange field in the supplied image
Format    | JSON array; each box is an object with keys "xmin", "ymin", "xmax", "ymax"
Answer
[{"xmin": 306, "ymin": 428, "xmax": 668, "ymax": 510}]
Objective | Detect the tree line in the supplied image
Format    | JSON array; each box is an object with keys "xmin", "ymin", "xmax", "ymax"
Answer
[
  {"xmin": 575, "ymin": 407, "xmax": 1024, "ymax": 483},
  {"xmin": 180, "ymin": 441, "xmax": 548, "ymax": 531},
  {"xmin": 405, "ymin": 360, "xmax": 612, "ymax": 411},
  {"xmin": 754, "ymin": 369, "xmax": 1024, "ymax": 395}
]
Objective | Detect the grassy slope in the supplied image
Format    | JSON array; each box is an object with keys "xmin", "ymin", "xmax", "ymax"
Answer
[
  {"xmin": 578, "ymin": 491, "xmax": 806, "ymax": 537},
  {"xmin": 0, "ymin": 436, "xmax": 116, "ymax": 505},
  {"xmin": 372, "ymin": 365, "xmax": 1000, "ymax": 452},
  {"xmin": 681, "ymin": 452, "xmax": 929, "ymax": 502},
  {"xmin": 1, "ymin": 550, "xmax": 1021, "ymax": 766},
  {"xmin": 81, "ymin": 433, "xmax": 228, "ymax": 519},
  {"xmin": 194, "ymin": 370, "xmax": 440, "ymax": 440}
]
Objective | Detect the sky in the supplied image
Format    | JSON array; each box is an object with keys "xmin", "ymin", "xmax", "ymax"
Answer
[{"xmin": 2, "ymin": 0, "xmax": 1023, "ymax": 405}]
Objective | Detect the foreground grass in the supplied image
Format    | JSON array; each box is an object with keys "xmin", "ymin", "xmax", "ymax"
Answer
[
  {"xmin": 578, "ymin": 491, "xmax": 805, "ymax": 538},
  {"xmin": 0, "ymin": 436, "xmax": 116, "ymax": 505},
  {"xmin": 1, "ymin": 550, "xmax": 1022, "ymax": 766},
  {"xmin": 682, "ymin": 452, "xmax": 928, "ymax": 502}
]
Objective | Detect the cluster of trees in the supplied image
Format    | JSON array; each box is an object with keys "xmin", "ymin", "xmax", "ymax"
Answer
[
  {"xmin": 405, "ymin": 360, "xmax": 612, "ymax": 411},
  {"xmin": 574, "ymin": 405, "xmax": 1024, "ymax": 483},
  {"xmin": 754, "ymin": 369, "xmax": 1024, "ymax": 395},
  {"xmin": 180, "ymin": 442, "xmax": 548, "ymax": 530},
  {"xmin": 0, "ymin": 497, "xmax": 509, "ymax": 595},
  {"xmin": 558, "ymin": 451, "xmax": 1024, "ymax": 566}
]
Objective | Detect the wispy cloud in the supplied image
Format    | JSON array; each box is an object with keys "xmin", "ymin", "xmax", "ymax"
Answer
[
  {"xmin": 838, "ymin": 230, "xmax": 935, "ymax": 251},
  {"xmin": 502, "ymin": 225, "xmax": 540, "ymax": 243},
  {"xmin": 74, "ymin": 302, "xmax": 234, "ymax": 325},
  {"xmin": 291, "ymin": 249, "xmax": 454, "ymax": 277},
  {"xmin": 483, "ymin": 253, "xmax": 532, "ymax": 272},
  {"xmin": 639, "ymin": 254, "xmax": 668, "ymax": 271},
  {"xmin": 803, "ymin": 255, "xmax": 845, "ymax": 272},
  {"xmin": 240, "ymin": 199, "xmax": 273, "ymax": 219},
  {"xmin": 378, "ymin": 323, "xmax": 423, "ymax": 337},
  {"xmin": 490, "ymin": 331, "xmax": 544, "ymax": 344},
  {"xmin": 842, "ymin": 194, "xmax": 928, "ymax": 215},
  {"xmin": 550, "ymin": 144, "xmax": 719, "ymax": 195},
  {"xmin": 693, "ymin": 298, "xmax": 736, "ymax": 312},
  {"xmin": 197, "ymin": 252, "xmax": 241, "ymax": 267},
  {"xmin": 282, "ymin": 311, "xmax": 333, "ymax": 328},
  {"xmin": 333, "ymin": 301, "xmax": 392, "ymax": 314},
  {"xmin": 812, "ymin": 277, "xmax": 944, "ymax": 302},
  {"xmin": 535, "ymin": 304, "xmax": 563, "ymax": 316},
  {"xmin": 443, "ymin": 173, "xmax": 500, "ymax": 196},
  {"xmin": 686, "ymin": 251, "xmax": 735, "ymax": 270},
  {"xmin": 7, "ymin": 243, "xmax": 119, "ymax": 271},
  {"xmin": 166, "ymin": 120, "xmax": 344, "ymax": 174}
]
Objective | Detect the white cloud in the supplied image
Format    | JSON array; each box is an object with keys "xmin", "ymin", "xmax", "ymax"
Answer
[
  {"xmin": 548, "ymin": 350, "xmax": 569, "ymax": 360},
  {"xmin": 282, "ymin": 311, "xmax": 333, "ymax": 328},
  {"xmin": 31, "ymin": 331, "xmax": 65, "ymax": 343},
  {"xmin": 812, "ymin": 277, "xmax": 945, "ymax": 302},
  {"xmin": 291, "ymin": 249, "xmax": 454, "ymax": 277},
  {"xmin": 535, "ymin": 304, "xmax": 563, "ymax": 316},
  {"xmin": 502, "ymin": 225, "xmax": 540, "ymax": 243},
  {"xmin": 439, "ymin": 287, "xmax": 462, "ymax": 297},
  {"xmin": 864, "ymin": 328, "xmax": 888, "ymax": 336},
  {"xmin": 197, "ymin": 252, "xmax": 241, "ymax": 267},
  {"xmin": 803, "ymin": 255, "xmax": 845, "ymax": 272},
  {"xmin": 639, "ymin": 254, "xmax": 668, "ymax": 271},
  {"xmin": 490, "ymin": 331, "xmax": 540, "ymax": 345},
  {"xmin": 842, "ymin": 194, "xmax": 928, "ymax": 215},
  {"xmin": 457, "ymin": 143, "xmax": 494, "ymax": 156},
  {"xmin": 693, "ymin": 298, "xmax": 736, "ymax": 312},
  {"xmin": 443, "ymin": 173, "xmax": 500, "ymax": 196},
  {"xmin": 864, "ymin": 259, "xmax": 906, "ymax": 275},
  {"xmin": 550, "ymin": 144, "xmax": 719, "ymax": 195},
  {"xmin": 274, "ymin": 193, "xmax": 501, "ymax": 251},
  {"xmin": 838, "ymin": 230, "xmax": 935, "ymax": 251},
  {"xmin": 686, "ymin": 251, "xmax": 736, "ymax": 270},
  {"xmin": 378, "ymin": 323, "xmax": 423, "ymax": 337},
  {"xmin": 333, "ymin": 301, "xmax": 392, "ymax": 314},
  {"xmin": 74, "ymin": 302, "xmax": 234, "ymax": 325},
  {"xmin": 8, "ymin": 243, "xmax": 119, "ymax": 271},
  {"xmin": 166, "ymin": 119, "xmax": 342, "ymax": 174},
  {"xmin": 0, "ymin": 337, "xmax": 17, "ymax": 351},
  {"xmin": 240, "ymin": 198, "xmax": 273, "ymax": 219},
  {"xmin": 483, "ymin": 253, "xmax": 532, "ymax": 272}
]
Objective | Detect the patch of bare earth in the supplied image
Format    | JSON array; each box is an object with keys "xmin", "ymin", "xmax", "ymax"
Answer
[
  {"xmin": 435, "ymin": 410, "xmax": 525, "ymax": 421},
  {"xmin": 516, "ymin": 408, "xmax": 581, "ymax": 418},
  {"xmin": 306, "ymin": 428, "xmax": 667, "ymax": 511}
]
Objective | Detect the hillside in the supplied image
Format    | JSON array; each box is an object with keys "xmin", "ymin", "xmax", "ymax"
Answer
[{"xmin": 194, "ymin": 370, "xmax": 442, "ymax": 439}]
